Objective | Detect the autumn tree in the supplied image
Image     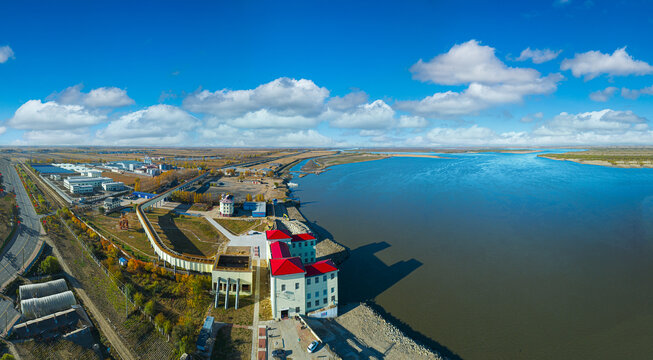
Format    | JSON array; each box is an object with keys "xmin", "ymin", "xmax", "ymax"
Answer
[
  {"xmin": 134, "ymin": 178, "xmax": 141, "ymax": 192},
  {"xmin": 246, "ymin": 193, "xmax": 253, "ymax": 202}
]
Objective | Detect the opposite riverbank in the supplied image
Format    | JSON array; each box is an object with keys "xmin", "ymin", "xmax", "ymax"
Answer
[{"xmin": 538, "ymin": 148, "xmax": 653, "ymax": 168}]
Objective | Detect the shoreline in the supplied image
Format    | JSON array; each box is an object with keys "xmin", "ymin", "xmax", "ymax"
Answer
[
  {"xmin": 287, "ymin": 191, "xmax": 445, "ymax": 359},
  {"xmin": 538, "ymin": 154, "xmax": 653, "ymax": 168}
]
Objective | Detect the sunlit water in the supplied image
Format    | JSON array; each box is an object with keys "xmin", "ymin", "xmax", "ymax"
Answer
[{"xmin": 291, "ymin": 152, "xmax": 653, "ymax": 359}]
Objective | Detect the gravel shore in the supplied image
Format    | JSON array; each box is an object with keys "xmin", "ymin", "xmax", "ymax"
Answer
[{"xmin": 335, "ymin": 303, "xmax": 442, "ymax": 360}]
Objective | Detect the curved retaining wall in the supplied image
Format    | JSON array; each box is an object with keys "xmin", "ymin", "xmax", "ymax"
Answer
[{"xmin": 136, "ymin": 172, "xmax": 215, "ymax": 273}]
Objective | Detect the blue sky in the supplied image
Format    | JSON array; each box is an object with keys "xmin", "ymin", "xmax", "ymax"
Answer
[{"xmin": 0, "ymin": 0, "xmax": 652, "ymax": 147}]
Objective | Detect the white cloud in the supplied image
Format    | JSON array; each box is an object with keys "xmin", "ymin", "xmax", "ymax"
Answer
[
  {"xmin": 0, "ymin": 46, "xmax": 14, "ymax": 63},
  {"xmin": 19, "ymin": 129, "xmax": 91, "ymax": 145},
  {"xmin": 408, "ymin": 109, "xmax": 653, "ymax": 147},
  {"xmin": 396, "ymin": 74, "xmax": 562, "ymax": 117},
  {"xmin": 329, "ymin": 100, "xmax": 396, "ymax": 129},
  {"xmin": 621, "ymin": 85, "xmax": 653, "ymax": 100},
  {"xmin": 400, "ymin": 41, "xmax": 563, "ymax": 117},
  {"xmin": 51, "ymin": 84, "xmax": 134, "ymax": 108},
  {"xmin": 397, "ymin": 115, "xmax": 429, "ymax": 128},
  {"xmin": 589, "ymin": 87, "xmax": 618, "ymax": 102},
  {"xmin": 7, "ymin": 100, "xmax": 106, "ymax": 130},
  {"xmin": 410, "ymin": 40, "xmax": 542, "ymax": 85},
  {"xmin": 183, "ymin": 77, "xmax": 329, "ymax": 120},
  {"xmin": 0, "ymin": 126, "xmax": 6, "ymax": 135},
  {"xmin": 516, "ymin": 47, "xmax": 562, "ymax": 64},
  {"xmin": 96, "ymin": 105, "xmax": 199, "ymax": 145},
  {"xmin": 326, "ymin": 91, "xmax": 368, "ymax": 111},
  {"xmin": 561, "ymin": 47, "xmax": 653, "ymax": 80},
  {"xmin": 213, "ymin": 109, "xmax": 321, "ymax": 129}
]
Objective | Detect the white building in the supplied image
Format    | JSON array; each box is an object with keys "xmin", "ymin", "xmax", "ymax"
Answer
[
  {"xmin": 103, "ymin": 197, "xmax": 122, "ymax": 212},
  {"xmin": 80, "ymin": 170, "xmax": 102, "ymax": 178},
  {"xmin": 102, "ymin": 182, "xmax": 125, "ymax": 191},
  {"xmin": 219, "ymin": 194, "xmax": 234, "ymax": 217},
  {"xmin": 64, "ymin": 176, "xmax": 113, "ymax": 194},
  {"xmin": 266, "ymin": 230, "xmax": 338, "ymax": 319},
  {"xmin": 69, "ymin": 184, "xmax": 94, "ymax": 194}
]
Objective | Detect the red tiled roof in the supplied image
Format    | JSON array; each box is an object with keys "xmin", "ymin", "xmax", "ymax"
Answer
[
  {"xmin": 266, "ymin": 229, "xmax": 292, "ymax": 241},
  {"xmin": 304, "ymin": 259, "xmax": 338, "ymax": 277},
  {"xmin": 291, "ymin": 233, "xmax": 316, "ymax": 242},
  {"xmin": 270, "ymin": 257, "xmax": 305, "ymax": 276},
  {"xmin": 269, "ymin": 241, "xmax": 291, "ymax": 259}
]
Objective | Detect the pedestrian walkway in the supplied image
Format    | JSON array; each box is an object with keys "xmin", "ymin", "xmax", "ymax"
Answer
[{"xmin": 205, "ymin": 217, "xmax": 268, "ymax": 258}]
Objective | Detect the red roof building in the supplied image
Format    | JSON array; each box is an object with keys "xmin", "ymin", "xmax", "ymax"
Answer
[
  {"xmin": 291, "ymin": 233, "xmax": 316, "ymax": 242},
  {"xmin": 266, "ymin": 229, "xmax": 292, "ymax": 241},
  {"xmin": 304, "ymin": 259, "xmax": 338, "ymax": 277},
  {"xmin": 269, "ymin": 241, "xmax": 291, "ymax": 259},
  {"xmin": 270, "ymin": 257, "xmax": 305, "ymax": 276}
]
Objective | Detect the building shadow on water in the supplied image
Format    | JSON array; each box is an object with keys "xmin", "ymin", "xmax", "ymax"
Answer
[{"xmin": 310, "ymin": 221, "xmax": 463, "ymax": 360}]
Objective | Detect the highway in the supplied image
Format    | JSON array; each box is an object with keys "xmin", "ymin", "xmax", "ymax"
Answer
[{"xmin": 0, "ymin": 158, "xmax": 45, "ymax": 334}]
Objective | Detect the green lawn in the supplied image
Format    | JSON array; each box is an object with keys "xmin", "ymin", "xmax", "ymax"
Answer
[
  {"xmin": 214, "ymin": 218, "xmax": 264, "ymax": 235},
  {"xmin": 147, "ymin": 209, "xmax": 225, "ymax": 257},
  {"xmin": 86, "ymin": 212, "xmax": 157, "ymax": 259}
]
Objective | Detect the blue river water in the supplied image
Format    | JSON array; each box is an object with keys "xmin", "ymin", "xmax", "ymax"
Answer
[{"xmin": 291, "ymin": 152, "xmax": 653, "ymax": 359}]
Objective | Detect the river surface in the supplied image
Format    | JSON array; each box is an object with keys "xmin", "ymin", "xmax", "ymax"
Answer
[{"xmin": 291, "ymin": 152, "xmax": 653, "ymax": 359}]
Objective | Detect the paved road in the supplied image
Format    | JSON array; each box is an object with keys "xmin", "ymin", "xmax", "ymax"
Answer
[
  {"xmin": 205, "ymin": 217, "xmax": 268, "ymax": 258},
  {"xmin": 0, "ymin": 158, "xmax": 45, "ymax": 335}
]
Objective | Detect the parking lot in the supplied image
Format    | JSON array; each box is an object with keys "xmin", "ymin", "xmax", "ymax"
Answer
[{"xmin": 264, "ymin": 318, "xmax": 334, "ymax": 359}]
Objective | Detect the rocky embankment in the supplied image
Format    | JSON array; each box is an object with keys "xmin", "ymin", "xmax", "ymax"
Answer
[{"xmin": 336, "ymin": 304, "xmax": 442, "ymax": 360}]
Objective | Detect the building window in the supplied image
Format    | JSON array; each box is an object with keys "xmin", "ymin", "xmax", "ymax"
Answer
[
  {"xmin": 242, "ymin": 284, "xmax": 251, "ymax": 292},
  {"xmin": 331, "ymin": 295, "xmax": 335, "ymax": 302},
  {"xmin": 331, "ymin": 287, "xmax": 334, "ymax": 293},
  {"xmin": 307, "ymin": 278, "xmax": 311, "ymax": 285},
  {"xmin": 281, "ymin": 284, "xmax": 286, "ymax": 291},
  {"xmin": 315, "ymin": 277, "xmax": 319, "ymax": 284},
  {"xmin": 307, "ymin": 293, "xmax": 311, "ymax": 299},
  {"xmin": 296, "ymin": 307, "xmax": 300, "ymax": 313},
  {"xmin": 307, "ymin": 301, "xmax": 311, "ymax": 308},
  {"xmin": 299, "ymin": 242, "xmax": 302, "ymax": 247},
  {"xmin": 331, "ymin": 273, "xmax": 335, "ymax": 279},
  {"xmin": 292, "ymin": 243, "xmax": 296, "ymax": 248},
  {"xmin": 323, "ymin": 289, "xmax": 327, "ymax": 296},
  {"xmin": 323, "ymin": 298, "xmax": 327, "ymax": 305},
  {"xmin": 295, "ymin": 282, "xmax": 299, "ymax": 290},
  {"xmin": 315, "ymin": 291, "xmax": 319, "ymax": 298},
  {"xmin": 323, "ymin": 275, "xmax": 327, "ymax": 282}
]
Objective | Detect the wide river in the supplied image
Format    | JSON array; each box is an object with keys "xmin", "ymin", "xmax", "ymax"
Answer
[{"xmin": 291, "ymin": 152, "xmax": 653, "ymax": 359}]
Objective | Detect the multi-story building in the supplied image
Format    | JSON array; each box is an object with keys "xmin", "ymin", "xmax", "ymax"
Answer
[
  {"xmin": 102, "ymin": 181, "xmax": 125, "ymax": 191},
  {"xmin": 103, "ymin": 197, "xmax": 122, "ymax": 212},
  {"xmin": 219, "ymin": 194, "xmax": 234, "ymax": 217},
  {"xmin": 266, "ymin": 230, "xmax": 338, "ymax": 319}
]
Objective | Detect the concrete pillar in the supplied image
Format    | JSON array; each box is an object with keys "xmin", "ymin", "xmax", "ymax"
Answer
[
  {"xmin": 235, "ymin": 278, "xmax": 240, "ymax": 310},
  {"xmin": 214, "ymin": 277, "xmax": 221, "ymax": 308},
  {"xmin": 224, "ymin": 278, "xmax": 230, "ymax": 309}
]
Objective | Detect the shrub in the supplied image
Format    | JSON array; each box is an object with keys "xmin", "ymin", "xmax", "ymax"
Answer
[{"xmin": 39, "ymin": 256, "xmax": 61, "ymax": 274}]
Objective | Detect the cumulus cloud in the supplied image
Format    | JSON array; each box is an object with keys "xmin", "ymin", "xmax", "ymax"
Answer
[
  {"xmin": 561, "ymin": 47, "xmax": 653, "ymax": 80},
  {"xmin": 329, "ymin": 100, "xmax": 396, "ymax": 129},
  {"xmin": 621, "ymin": 85, "xmax": 653, "ymax": 100},
  {"xmin": 0, "ymin": 45, "xmax": 14, "ymax": 63},
  {"xmin": 396, "ymin": 74, "xmax": 562, "ymax": 117},
  {"xmin": 516, "ymin": 47, "xmax": 562, "ymax": 64},
  {"xmin": 184, "ymin": 77, "xmax": 329, "ymax": 121},
  {"xmin": 397, "ymin": 115, "xmax": 429, "ymax": 128},
  {"xmin": 50, "ymin": 84, "xmax": 134, "ymax": 108},
  {"xmin": 326, "ymin": 91, "xmax": 368, "ymax": 111},
  {"xmin": 589, "ymin": 87, "xmax": 618, "ymax": 102},
  {"xmin": 19, "ymin": 129, "xmax": 91, "ymax": 145},
  {"xmin": 410, "ymin": 40, "xmax": 541, "ymax": 85},
  {"xmin": 200, "ymin": 125, "xmax": 336, "ymax": 147},
  {"xmin": 7, "ymin": 100, "xmax": 106, "ymax": 130},
  {"xmin": 399, "ymin": 40, "xmax": 563, "ymax": 117},
  {"xmin": 96, "ymin": 105, "xmax": 199, "ymax": 145},
  {"xmin": 408, "ymin": 109, "xmax": 653, "ymax": 147}
]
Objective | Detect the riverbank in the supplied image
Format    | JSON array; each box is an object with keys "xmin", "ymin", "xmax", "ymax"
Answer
[
  {"xmin": 285, "ymin": 204, "xmax": 442, "ymax": 358},
  {"xmin": 300, "ymin": 152, "xmax": 445, "ymax": 174},
  {"xmin": 538, "ymin": 150, "xmax": 653, "ymax": 168}
]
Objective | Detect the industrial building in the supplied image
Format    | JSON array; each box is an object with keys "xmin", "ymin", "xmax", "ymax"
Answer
[
  {"xmin": 219, "ymin": 194, "xmax": 234, "ymax": 217},
  {"xmin": 211, "ymin": 247, "xmax": 253, "ymax": 311},
  {"xmin": 63, "ymin": 176, "xmax": 113, "ymax": 194},
  {"xmin": 102, "ymin": 181, "xmax": 125, "ymax": 191},
  {"xmin": 103, "ymin": 197, "xmax": 122, "ymax": 212},
  {"xmin": 266, "ymin": 230, "xmax": 338, "ymax": 319},
  {"xmin": 243, "ymin": 201, "xmax": 266, "ymax": 217}
]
